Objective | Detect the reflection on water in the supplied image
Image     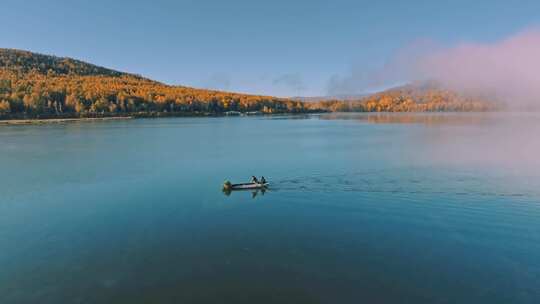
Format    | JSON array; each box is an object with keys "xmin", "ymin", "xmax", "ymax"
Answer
[
  {"xmin": 267, "ymin": 114, "xmax": 313, "ymax": 120},
  {"xmin": 323, "ymin": 112, "xmax": 540, "ymax": 173},
  {"xmin": 223, "ymin": 188, "xmax": 267, "ymax": 198},
  {"xmin": 320, "ymin": 111, "xmax": 539, "ymax": 125}
]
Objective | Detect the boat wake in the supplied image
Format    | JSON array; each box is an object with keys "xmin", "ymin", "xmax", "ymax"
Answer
[{"xmin": 269, "ymin": 169, "xmax": 540, "ymax": 201}]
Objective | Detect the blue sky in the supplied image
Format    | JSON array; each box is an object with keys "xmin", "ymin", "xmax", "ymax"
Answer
[{"xmin": 3, "ymin": 0, "xmax": 540, "ymax": 96}]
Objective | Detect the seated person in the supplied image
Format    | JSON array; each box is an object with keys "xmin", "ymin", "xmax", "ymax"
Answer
[
  {"xmin": 251, "ymin": 176, "xmax": 259, "ymax": 183},
  {"xmin": 260, "ymin": 176, "xmax": 266, "ymax": 184}
]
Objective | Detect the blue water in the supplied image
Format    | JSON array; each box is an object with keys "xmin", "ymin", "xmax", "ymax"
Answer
[{"xmin": 1, "ymin": 113, "xmax": 540, "ymax": 303}]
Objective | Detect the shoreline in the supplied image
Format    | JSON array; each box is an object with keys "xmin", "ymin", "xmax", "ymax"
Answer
[
  {"xmin": 0, "ymin": 116, "xmax": 134, "ymax": 125},
  {"xmin": 0, "ymin": 111, "xmax": 325, "ymax": 125},
  {"xmin": 0, "ymin": 111, "xmax": 511, "ymax": 126}
]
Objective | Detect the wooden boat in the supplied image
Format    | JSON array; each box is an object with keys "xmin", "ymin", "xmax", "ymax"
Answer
[{"xmin": 223, "ymin": 181, "xmax": 268, "ymax": 191}]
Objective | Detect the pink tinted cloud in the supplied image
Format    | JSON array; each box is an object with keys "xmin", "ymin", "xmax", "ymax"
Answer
[
  {"xmin": 328, "ymin": 28, "xmax": 540, "ymax": 107},
  {"xmin": 413, "ymin": 29, "xmax": 540, "ymax": 105}
]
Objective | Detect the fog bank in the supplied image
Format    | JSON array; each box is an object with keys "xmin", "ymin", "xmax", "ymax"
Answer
[{"xmin": 329, "ymin": 29, "xmax": 540, "ymax": 107}]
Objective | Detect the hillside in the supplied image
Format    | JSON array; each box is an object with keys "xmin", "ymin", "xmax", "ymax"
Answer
[
  {"xmin": 0, "ymin": 49, "xmax": 129, "ymax": 77},
  {"xmin": 0, "ymin": 49, "xmax": 496, "ymax": 119},
  {"xmin": 0, "ymin": 49, "xmax": 309, "ymax": 118},
  {"xmin": 309, "ymin": 84, "xmax": 498, "ymax": 112}
]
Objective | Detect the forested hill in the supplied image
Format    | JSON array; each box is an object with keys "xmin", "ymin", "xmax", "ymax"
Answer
[
  {"xmin": 0, "ymin": 49, "xmax": 130, "ymax": 77},
  {"xmin": 0, "ymin": 49, "xmax": 496, "ymax": 119},
  {"xmin": 0, "ymin": 49, "xmax": 308, "ymax": 118},
  {"xmin": 310, "ymin": 84, "xmax": 498, "ymax": 112}
]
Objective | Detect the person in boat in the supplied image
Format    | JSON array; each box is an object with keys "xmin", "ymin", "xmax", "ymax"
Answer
[
  {"xmin": 260, "ymin": 176, "xmax": 267, "ymax": 184},
  {"xmin": 251, "ymin": 176, "xmax": 259, "ymax": 183}
]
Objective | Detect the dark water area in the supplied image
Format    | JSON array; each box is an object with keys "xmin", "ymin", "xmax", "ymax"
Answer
[{"xmin": 1, "ymin": 113, "xmax": 539, "ymax": 303}]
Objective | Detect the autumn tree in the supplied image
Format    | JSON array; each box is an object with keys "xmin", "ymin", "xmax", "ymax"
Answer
[{"xmin": 0, "ymin": 100, "xmax": 10, "ymax": 114}]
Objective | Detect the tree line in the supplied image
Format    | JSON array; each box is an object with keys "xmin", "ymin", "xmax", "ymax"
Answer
[
  {"xmin": 0, "ymin": 70, "xmax": 313, "ymax": 117},
  {"xmin": 308, "ymin": 85, "xmax": 496, "ymax": 112}
]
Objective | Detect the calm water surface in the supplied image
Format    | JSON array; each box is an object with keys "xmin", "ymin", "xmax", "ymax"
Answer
[{"xmin": 1, "ymin": 113, "xmax": 539, "ymax": 303}]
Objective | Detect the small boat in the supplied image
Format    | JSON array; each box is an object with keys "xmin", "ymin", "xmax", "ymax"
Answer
[{"xmin": 223, "ymin": 181, "xmax": 268, "ymax": 191}]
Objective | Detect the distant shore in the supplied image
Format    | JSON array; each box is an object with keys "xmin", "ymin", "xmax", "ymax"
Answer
[
  {"xmin": 0, "ymin": 116, "xmax": 134, "ymax": 125},
  {"xmin": 0, "ymin": 110, "xmax": 325, "ymax": 125}
]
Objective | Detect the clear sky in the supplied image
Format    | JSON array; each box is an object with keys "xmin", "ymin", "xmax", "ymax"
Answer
[{"xmin": 3, "ymin": 0, "xmax": 540, "ymax": 97}]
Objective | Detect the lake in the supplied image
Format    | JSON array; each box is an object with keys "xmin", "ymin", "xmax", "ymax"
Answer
[{"xmin": 1, "ymin": 113, "xmax": 540, "ymax": 303}]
